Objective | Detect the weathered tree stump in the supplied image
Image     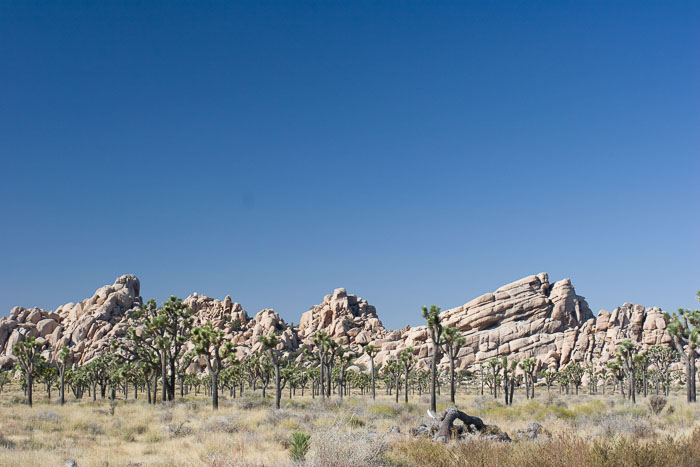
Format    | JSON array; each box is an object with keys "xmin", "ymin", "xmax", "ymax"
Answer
[{"xmin": 434, "ymin": 406, "xmax": 486, "ymax": 443}]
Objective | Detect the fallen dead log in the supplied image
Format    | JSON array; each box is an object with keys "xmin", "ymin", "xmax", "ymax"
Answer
[{"xmin": 434, "ymin": 406, "xmax": 487, "ymax": 443}]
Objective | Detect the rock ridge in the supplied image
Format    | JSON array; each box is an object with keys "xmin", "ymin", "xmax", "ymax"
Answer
[{"xmin": 0, "ymin": 273, "xmax": 672, "ymax": 374}]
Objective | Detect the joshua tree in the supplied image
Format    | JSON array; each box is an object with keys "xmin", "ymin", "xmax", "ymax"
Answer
[
  {"xmin": 617, "ymin": 340, "xmax": 637, "ymax": 403},
  {"xmin": 57, "ymin": 347, "xmax": 72, "ymax": 405},
  {"xmin": 502, "ymin": 356, "xmax": 517, "ymax": 406},
  {"xmin": 597, "ymin": 367, "xmax": 608, "ymax": 395},
  {"xmin": 400, "ymin": 347, "xmax": 415, "ymax": 403},
  {"xmin": 422, "ymin": 304, "xmax": 443, "ymax": 413},
  {"xmin": 442, "ymin": 327, "xmax": 466, "ymax": 404},
  {"xmin": 519, "ymin": 357, "xmax": 537, "ymax": 399},
  {"xmin": 488, "ymin": 358, "xmax": 502, "ymax": 398},
  {"xmin": 647, "ymin": 345, "xmax": 676, "ymax": 396},
  {"xmin": 192, "ymin": 323, "xmax": 234, "ymax": 410},
  {"xmin": 479, "ymin": 362, "xmax": 487, "ymax": 395},
  {"xmin": 665, "ymin": 293, "xmax": 700, "ymax": 403},
  {"xmin": 13, "ymin": 337, "xmax": 43, "ymax": 406},
  {"xmin": 607, "ymin": 358, "xmax": 625, "ymax": 397},
  {"xmin": 542, "ymin": 368, "xmax": 557, "ymax": 393},
  {"xmin": 0, "ymin": 371, "xmax": 9, "ymax": 393},
  {"xmin": 565, "ymin": 362, "xmax": 584, "ymax": 395},
  {"xmin": 258, "ymin": 334, "xmax": 284, "ymax": 409},
  {"xmin": 119, "ymin": 296, "xmax": 194, "ymax": 402},
  {"xmin": 634, "ymin": 351, "xmax": 650, "ymax": 397},
  {"xmin": 386, "ymin": 359, "xmax": 402, "ymax": 403},
  {"xmin": 363, "ymin": 344, "xmax": 378, "ymax": 400},
  {"xmin": 312, "ymin": 331, "xmax": 339, "ymax": 399},
  {"xmin": 336, "ymin": 345, "xmax": 355, "ymax": 401}
]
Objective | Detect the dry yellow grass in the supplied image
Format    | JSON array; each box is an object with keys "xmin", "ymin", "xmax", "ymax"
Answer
[{"xmin": 0, "ymin": 384, "xmax": 698, "ymax": 466}]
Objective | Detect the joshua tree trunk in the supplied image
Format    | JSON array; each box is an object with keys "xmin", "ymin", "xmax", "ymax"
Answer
[
  {"xmin": 449, "ymin": 357, "xmax": 456, "ymax": 404},
  {"xmin": 430, "ymin": 343, "xmax": 438, "ymax": 412},
  {"xmin": 395, "ymin": 374, "xmax": 400, "ymax": 404},
  {"xmin": 370, "ymin": 357, "xmax": 376, "ymax": 401},
  {"xmin": 211, "ymin": 371, "xmax": 219, "ymax": 410},
  {"xmin": 319, "ymin": 363, "xmax": 325, "ymax": 399},
  {"xmin": 274, "ymin": 364, "xmax": 281, "ymax": 409},
  {"xmin": 153, "ymin": 375, "xmax": 158, "ymax": 404},
  {"xmin": 404, "ymin": 370, "xmax": 409, "ymax": 403},
  {"xmin": 480, "ymin": 367, "xmax": 484, "ymax": 396},
  {"xmin": 26, "ymin": 374, "xmax": 33, "ymax": 407},
  {"xmin": 59, "ymin": 369, "xmax": 65, "ymax": 405}
]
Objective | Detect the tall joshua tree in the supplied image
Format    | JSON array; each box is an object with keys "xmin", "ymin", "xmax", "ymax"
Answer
[
  {"xmin": 647, "ymin": 345, "xmax": 676, "ymax": 396},
  {"xmin": 13, "ymin": 337, "xmax": 42, "ymax": 407},
  {"xmin": 363, "ymin": 344, "xmax": 378, "ymax": 400},
  {"xmin": 665, "ymin": 292, "xmax": 700, "ymax": 403},
  {"xmin": 258, "ymin": 334, "xmax": 285, "ymax": 409},
  {"xmin": 502, "ymin": 356, "xmax": 516, "ymax": 406},
  {"xmin": 519, "ymin": 358, "xmax": 537, "ymax": 399},
  {"xmin": 422, "ymin": 304, "xmax": 443, "ymax": 413},
  {"xmin": 57, "ymin": 347, "xmax": 72, "ymax": 405},
  {"xmin": 617, "ymin": 340, "xmax": 637, "ymax": 403},
  {"xmin": 192, "ymin": 323, "xmax": 234, "ymax": 410},
  {"xmin": 336, "ymin": 345, "xmax": 355, "ymax": 402},
  {"xmin": 400, "ymin": 347, "xmax": 415, "ymax": 403},
  {"xmin": 442, "ymin": 327, "xmax": 465, "ymax": 404},
  {"xmin": 386, "ymin": 359, "xmax": 402, "ymax": 403},
  {"xmin": 120, "ymin": 296, "xmax": 194, "ymax": 402},
  {"xmin": 312, "ymin": 331, "xmax": 330, "ymax": 399}
]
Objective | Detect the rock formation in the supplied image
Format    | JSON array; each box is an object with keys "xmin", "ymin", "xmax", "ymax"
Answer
[
  {"xmin": 0, "ymin": 274, "xmax": 142, "ymax": 368},
  {"xmin": 0, "ymin": 273, "xmax": 673, "ymax": 374}
]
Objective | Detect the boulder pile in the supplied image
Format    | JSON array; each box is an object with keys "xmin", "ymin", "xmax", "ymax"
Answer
[{"xmin": 0, "ymin": 273, "xmax": 673, "ymax": 374}]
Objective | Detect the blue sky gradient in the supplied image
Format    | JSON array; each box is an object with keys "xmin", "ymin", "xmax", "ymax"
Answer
[{"xmin": 1, "ymin": 1, "xmax": 698, "ymax": 329}]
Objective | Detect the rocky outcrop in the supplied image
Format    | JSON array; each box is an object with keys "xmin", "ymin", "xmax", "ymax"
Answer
[
  {"xmin": 0, "ymin": 273, "xmax": 674, "ymax": 374},
  {"xmin": 298, "ymin": 288, "xmax": 386, "ymax": 346},
  {"xmin": 358, "ymin": 273, "xmax": 672, "ymax": 373},
  {"xmin": 0, "ymin": 274, "xmax": 142, "ymax": 368}
]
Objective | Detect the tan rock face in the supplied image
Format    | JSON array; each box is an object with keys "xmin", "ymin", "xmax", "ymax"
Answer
[
  {"xmin": 0, "ymin": 274, "xmax": 142, "ymax": 367},
  {"xmin": 0, "ymin": 273, "xmax": 675, "ymax": 374}
]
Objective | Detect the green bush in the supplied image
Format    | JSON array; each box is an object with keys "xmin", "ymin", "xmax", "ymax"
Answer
[{"xmin": 290, "ymin": 431, "xmax": 311, "ymax": 461}]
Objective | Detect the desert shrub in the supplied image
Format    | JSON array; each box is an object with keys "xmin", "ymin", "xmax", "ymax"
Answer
[
  {"xmin": 166, "ymin": 421, "xmax": 192, "ymax": 437},
  {"xmin": 307, "ymin": 416, "xmax": 389, "ymax": 466},
  {"xmin": 265, "ymin": 408, "xmax": 297, "ymax": 426},
  {"xmin": 390, "ymin": 428, "xmax": 700, "ymax": 467},
  {"xmin": 73, "ymin": 422, "xmax": 104, "ymax": 436},
  {"xmin": 649, "ymin": 395, "xmax": 667, "ymax": 415},
  {"xmin": 237, "ymin": 394, "xmax": 269, "ymax": 410},
  {"xmin": 472, "ymin": 396, "xmax": 502, "ymax": 416},
  {"xmin": 186, "ymin": 399, "xmax": 202, "ymax": 411},
  {"xmin": 368, "ymin": 404, "xmax": 397, "ymax": 419},
  {"xmin": 599, "ymin": 415, "xmax": 654, "ymax": 439},
  {"xmin": 572, "ymin": 400, "xmax": 606, "ymax": 417},
  {"xmin": 159, "ymin": 408, "xmax": 173, "ymax": 423},
  {"xmin": 119, "ymin": 423, "xmax": 147, "ymax": 442},
  {"xmin": 203, "ymin": 415, "xmax": 238, "ymax": 434},
  {"xmin": 290, "ymin": 431, "xmax": 311, "ymax": 461},
  {"xmin": 345, "ymin": 413, "xmax": 366, "ymax": 428},
  {"xmin": 543, "ymin": 393, "xmax": 568, "ymax": 408},
  {"xmin": 0, "ymin": 433, "xmax": 15, "ymax": 449},
  {"xmin": 33, "ymin": 410, "xmax": 60, "ymax": 423},
  {"xmin": 8, "ymin": 395, "xmax": 24, "ymax": 404}
]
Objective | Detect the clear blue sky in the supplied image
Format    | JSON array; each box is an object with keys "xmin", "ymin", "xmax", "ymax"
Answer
[{"xmin": 1, "ymin": 1, "xmax": 698, "ymax": 329}]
